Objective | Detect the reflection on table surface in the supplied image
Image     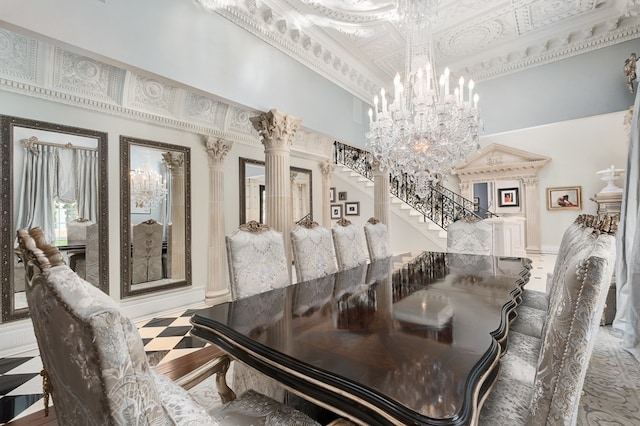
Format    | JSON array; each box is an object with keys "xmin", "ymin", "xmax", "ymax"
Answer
[{"xmin": 191, "ymin": 252, "xmax": 531, "ymax": 425}]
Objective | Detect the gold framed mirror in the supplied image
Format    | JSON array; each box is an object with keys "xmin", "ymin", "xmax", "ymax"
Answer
[
  {"xmin": 120, "ymin": 136, "xmax": 191, "ymax": 298},
  {"xmin": 1, "ymin": 115, "xmax": 109, "ymax": 323},
  {"xmin": 239, "ymin": 157, "xmax": 313, "ymax": 224}
]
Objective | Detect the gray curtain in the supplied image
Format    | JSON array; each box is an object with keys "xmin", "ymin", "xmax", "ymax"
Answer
[
  {"xmin": 15, "ymin": 144, "xmax": 57, "ymax": 243},
  {"xmin": 613, "ymin": 89, "xmax": 640, "ymax": 363},
  {"xmin": 76, "ymin": 149, "xmax": 98, "ymax": 222}
]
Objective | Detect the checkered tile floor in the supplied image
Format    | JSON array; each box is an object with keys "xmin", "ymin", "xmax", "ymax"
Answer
[{"xmin": 0, "ymin": 307, "xmax": 208, "ymax": 424}]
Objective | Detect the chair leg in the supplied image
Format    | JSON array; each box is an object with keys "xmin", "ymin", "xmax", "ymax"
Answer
[
  {"xmin": 40, "ymin": 369, "xmax": 51, "ymax": 417},
  {"xmin": 216, "ymin": 356, "xmax": 237, "ymax": 403}
]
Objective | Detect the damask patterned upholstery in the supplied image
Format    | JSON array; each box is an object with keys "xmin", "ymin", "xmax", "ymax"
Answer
[
  {"xmin": 521, "ymin": 215, "xmax": 595, "ymax": 311},
  {"xmin": 132, "ymin": 219, "xmax": 164, "ymax": 284},
  {"xmin": 480, "ymin": 234, "xmax": 616, "ymax": 425},
  {"xmin": 332, "ymin": 218, "xmax": 368, "ymax": 271},
  {"xmin": 18, "ymin": 229, "xmax": 320, "ymax": 426},
  {"xmin": 363, "ymin": 217, "xmax": 392, "ymax": 261},
  {"xmin": 510, "ymin": 305, "xmax": 546, "ymax": 338},
  {"xmin": 226, "ymin": 222, "xmax": 290, "ymax": 300},
  {"xmin": 291, "ymin": 223, "xmax": 338, "ymax": 282},
  {"xmin": 528, "ymin": 236, "xmax": 616, "ymax": 425},
  {"xmin": 446, "ymin": 218, "xmax": 493, "ymax": 255}
]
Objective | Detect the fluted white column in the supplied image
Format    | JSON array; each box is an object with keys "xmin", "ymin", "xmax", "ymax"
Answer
[
  {"xmin": 320, "ymin": 159, "xmax": 335, "ymax": 228},
  {"xmin": 250, "ymin": 110, "xmax": 302, "ymax": 276},
  {"xmin": 373, "ymin": 161, "xmax": 390, "ymax": 228},
  {"xmin": 203, "ymin": 136, "xmax": 234, "ymax": 305},
  {"xmin": 162, "ymin": 152, "xmax": 186, "ymax": 280},
  {"xmin": 523, "ymin": 176, "xmax": 540, "ymax": 253}
]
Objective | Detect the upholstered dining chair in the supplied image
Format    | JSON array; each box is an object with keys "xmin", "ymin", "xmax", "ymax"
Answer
[
  {"xmin": 363, "ymin": 217, "xmax": 392, "ymax": 262},
  {"xmin": 226, "ymin": 220, "xmax": 290, "ymax": 299},
  {"xmin": 446, "ymin": 216, "xmax": 493, "ymax": 255},
  {"xmin": 66, "ymin": 218, "xmax": 94, "ymax": 279},
  {"xmin": 17, "ymin": 227, "xmax": 321, "ymax": 426},
  {"xmin": 225, "ymin": 220, "xmax": 290, "ymax": 400},
  {"xmin": 290, "ymin": 217, "xmax": 338, "ymax": 282},
  {"xmin": 132, "ymin": 219, "xmax": 164, "ymax": 284},
  {"xmin": 479, "ymin": 224, "xmax": 617, "ymax": 426},
  {"xmin": 519, "ymin": 214, "xmax": 598, "ymax": 311},
  {"xmin": 510, "ymin": 215, "xmax": 617, "ymax": 339},
  {"xmin": 332, "ymin": 218, "xmax": 368, "ymax": 271}
]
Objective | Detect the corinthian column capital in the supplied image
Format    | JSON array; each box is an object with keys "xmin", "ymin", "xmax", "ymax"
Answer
[
  {"xmin": 320, "ymin": 159, "xmax": 335, "ymax": 178},
  {"xmin": 162, "ymin": 151, "xmax": 184, "ymax": 173},
  {"xmin": 250, "ymin": 109, "xmax": 302, "ymax": 150},
  {"xmin": 203, "ymin": 135, "xmax": 233, "ymax": 166}
]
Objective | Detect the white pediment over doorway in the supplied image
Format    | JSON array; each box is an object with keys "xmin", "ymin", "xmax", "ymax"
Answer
[{"xmin": 455, "ymin": 143, "xmax": 551, "ymax": 179}]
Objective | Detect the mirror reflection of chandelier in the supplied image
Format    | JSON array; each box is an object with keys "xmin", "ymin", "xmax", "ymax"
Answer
[
  {"xmin": 366, "ymin": 0, "xmax": 483, "ymax": 190},
  {"xmin": 130, "ymin": 166, "xmax": 168, "ymax": 209}
]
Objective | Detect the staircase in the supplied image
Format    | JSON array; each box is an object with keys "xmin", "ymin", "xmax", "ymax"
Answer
[
  {"xmin": 332, "ymin": 163, "xmax": 448, "ymax": 251},
  {"xmin": 332, "ymin": 141, "xmax": 495, "ymax": 253}
]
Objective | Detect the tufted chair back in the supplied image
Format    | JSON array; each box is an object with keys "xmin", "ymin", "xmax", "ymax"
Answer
[
  {"xmin": 226, "ymin": 221, "xmax": 290, "ymax": 300},
  {"xmin": 290, "ymin": 218, "xmax": 338, "ymax": 282},
  {"xmin": 331, "ymin": 218, "xmax": 368, "ymax": 271},
  {"xmin": 363, "ymin": 217, "xmax": 392, "ymax": 262}
]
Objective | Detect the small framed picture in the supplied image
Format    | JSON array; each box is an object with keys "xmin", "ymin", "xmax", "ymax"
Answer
[
  {"xmin": 473, "ymin": 197, "xmax": 480, "ymax": 204},
  {"xmin": 345, "ymin": 201, "xmax": 360, "ymax": 216},
  {"xmin": 131, "ymin": 199, "xmax": 151, "ymax": 214},
  {"xmin": 330, "ymin": 204, "xmax": 343, "ymax": 219},
  {"xmin": 329, "ymin": 187, "xmax": 336, "ymax": 203},
  {"xmin": 547, "ymin": 186, "xmax": 582, "ymax": 210},
  {"xmin": 498, "ymin": 187, "xmax": 519, "ymax": 207},
  {"xmin": 338, "ymin": 191, "xmax": 347, "ymax": 201}
]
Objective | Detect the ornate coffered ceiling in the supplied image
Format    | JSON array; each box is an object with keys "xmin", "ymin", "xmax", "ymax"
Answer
[{"xmin": 198, "ymin": 0, "xmax": 640, "ymax": 101}]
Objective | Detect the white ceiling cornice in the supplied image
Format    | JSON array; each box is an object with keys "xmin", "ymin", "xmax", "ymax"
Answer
[{"xmin": 196, "ymin": 0, "xmax": 640, "ymax": 103}]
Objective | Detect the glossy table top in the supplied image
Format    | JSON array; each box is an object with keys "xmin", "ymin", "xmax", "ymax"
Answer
[{"xmin": 191, "ymin": 252, "xmax": 531, "ymax": 425}]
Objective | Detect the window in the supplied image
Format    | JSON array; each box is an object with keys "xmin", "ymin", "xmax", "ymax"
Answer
[{"xmin": 52, "ymin": 199, "xmax": 78, "ymax": 246}]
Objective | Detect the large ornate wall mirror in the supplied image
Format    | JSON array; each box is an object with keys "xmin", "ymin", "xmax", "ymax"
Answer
[
  {"xmin": 120, "ymin": 136, "xmax": 191, "ymax": 298},
  {"xmin": 239, "ymin": 157, "xmax": 313, "ymax": 224},
  {"xmin": 1, "ymin": 115, "xmax": 109, "ymax": 323}
]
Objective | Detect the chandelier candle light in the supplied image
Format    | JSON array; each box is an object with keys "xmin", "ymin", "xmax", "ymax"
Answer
[
  {"xmin": 130, "ymin": 166, "xmax": 168, "ymax": 209},
  {"xmin": 366, "ymin": 0, "xmax": 482, "ymax": 193}
]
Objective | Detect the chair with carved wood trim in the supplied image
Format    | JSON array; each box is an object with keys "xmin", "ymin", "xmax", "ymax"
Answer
[
  {"xmin": 225, "ymin": 220, "xmax": 291, "ymax": 401},
  {"xmin": 332, "ymin": 218, "xmax": 368, "ymax": 271},
  {"xmin": 446, "ymin": 216, "xmax": 493, "ymax": 255},
  {"xmin": 132, "ymin": 219, "xmax": 163, "ymax": 284},
  {"xmin": 363, "ymin": 217, "xmax": 392, "ymax": 262},
  {"xmin": 291, "ymin": 217, "xmax": 338, "ymax": 282},
  {"xmin": 18, "ymin": 226, "xmax": 321, "ymax": 426}
]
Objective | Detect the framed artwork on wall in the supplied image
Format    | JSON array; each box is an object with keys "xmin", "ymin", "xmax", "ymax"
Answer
[
  {"xmin": 330, "ymin": 204, "xmax": 343, "ymax": 219},
  {"xmin": 338, "ymin": 191, "xmax": 347, "ymax": 201},
  {"xmin": 547, "ymin": 186, "xmax": 582, "ymax": 210},
  {"xmin": 345, "ymin": 201, "xmax": 360, "ymax": 216},
  {"xmin": 498, "ymin": 187, "xmax": 519, "ymax": 207},
  {"xmin": 329, "ymin": 187, "xmax": 336, "ymax": 202}
]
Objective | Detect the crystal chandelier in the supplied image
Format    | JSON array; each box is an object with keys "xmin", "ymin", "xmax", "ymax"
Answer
[
  {"xmin": 130, "ymin": 166, "xmax": 168, "ymax": 209},
  {"xmin": 366, "ymin": 0, "xmax": 482, "ymax": 190}
]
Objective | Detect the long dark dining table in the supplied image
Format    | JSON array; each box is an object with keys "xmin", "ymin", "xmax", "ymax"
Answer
[{"xmin": 190, "ymin": 251, "xmax": 532, "ymax": 425}]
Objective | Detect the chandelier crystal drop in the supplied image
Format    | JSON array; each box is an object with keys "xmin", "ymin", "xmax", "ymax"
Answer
[
  {"xmin": 366, "ymin": 0, "xmax": 483, "ymax": 187},
  {"xmin": 130, "ymin": 167, "xmax": 168, "ymax": 209}
]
